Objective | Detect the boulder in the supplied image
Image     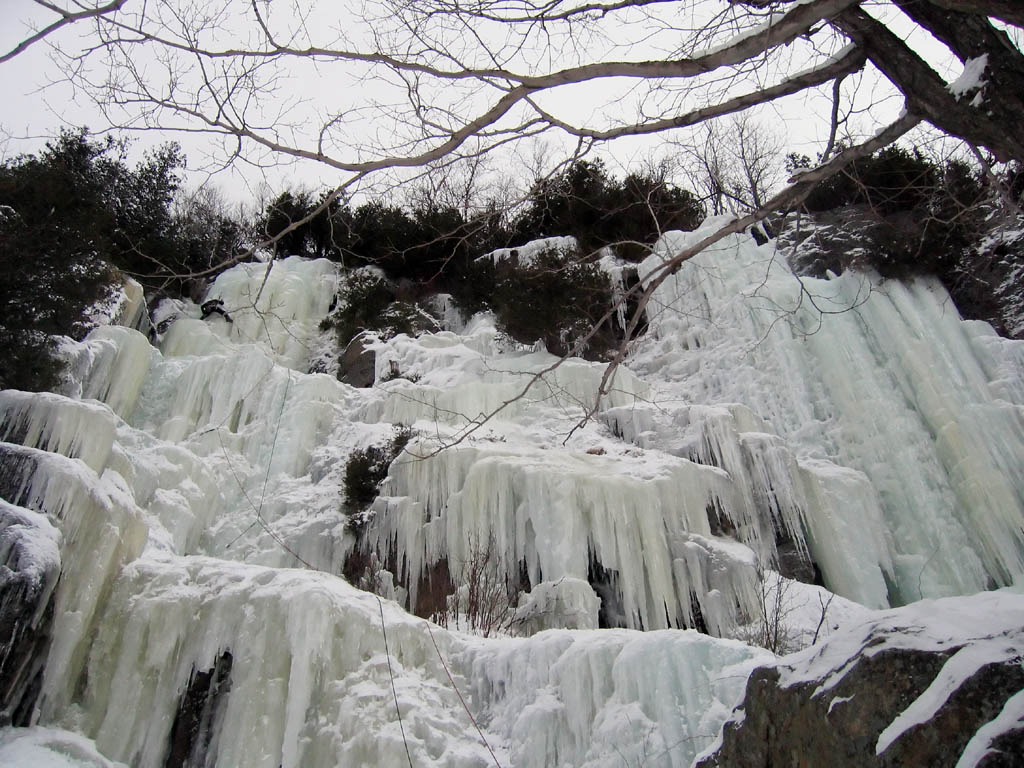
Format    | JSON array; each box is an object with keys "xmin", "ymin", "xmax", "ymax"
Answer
[
  {"xmin": 699, "ymin": 591, "xmax": 1024, "ymax": 768},
  {"xmin": 338, "ymin": 333, "xmax": 376, "ymax": 388}
]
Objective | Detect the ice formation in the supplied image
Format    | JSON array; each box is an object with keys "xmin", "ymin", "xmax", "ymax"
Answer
[
  {"xmin": 632, "ymin": 221, "xmax": 1024, "ymax": 604},
  {"xmin": 0, "ymin": 216, "xmax": 1021, "ymax": 766}
]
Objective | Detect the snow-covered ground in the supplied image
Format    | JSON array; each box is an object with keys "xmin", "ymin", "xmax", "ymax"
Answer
[{"xmin": 1, "ymin": 220, "xmax": 1023, "ymax": 766}]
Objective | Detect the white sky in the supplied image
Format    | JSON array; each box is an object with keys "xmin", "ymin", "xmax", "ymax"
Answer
[{"xmin": 0, "ymin": 0, "xmax": 991, "ymax": 207}]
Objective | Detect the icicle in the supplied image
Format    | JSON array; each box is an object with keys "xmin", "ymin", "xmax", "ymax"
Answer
[
  {"xmin": 366, "ymin": 435, "xmax": 758, "ymax": 633},
  {"xmin": 633, "ymin": 225, "xmax": 1024, "ymax": 603},
  {"xmin": 73, "ymin": 557, "xmax": 497, "ymax": 768},
  {"xmin": 77, "ymin": 326, "xmax": 156, "ymax": 421},
  {"xmin": 0, "ymin": 391, "xmax": 118, "ymax": 473}
]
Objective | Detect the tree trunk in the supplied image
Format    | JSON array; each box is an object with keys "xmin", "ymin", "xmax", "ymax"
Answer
[{"xmin": 834, "ymin": 5, "xmax": 1024, "ymax": 163}]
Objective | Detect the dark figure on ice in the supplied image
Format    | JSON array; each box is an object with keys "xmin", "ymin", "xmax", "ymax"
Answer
[{"xmin": 200, "ymin": 298, "xmax": 233, "ymax": 323}]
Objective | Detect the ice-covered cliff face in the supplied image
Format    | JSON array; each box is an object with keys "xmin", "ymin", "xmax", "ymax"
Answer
[
  {"xmin": 632, "ymin": 220, "xmax": 1024, "ymax": 606},
  {"xmin": 0, "ymin": 220, "xmax": 1022, "ymax": 767}
]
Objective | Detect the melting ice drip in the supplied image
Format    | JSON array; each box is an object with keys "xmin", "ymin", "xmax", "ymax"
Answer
[{"xmin": 0, "ymin": 218, "xmax": 1021, "ymax": 767}]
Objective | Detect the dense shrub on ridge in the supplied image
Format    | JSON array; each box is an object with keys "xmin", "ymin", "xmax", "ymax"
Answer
[
  {"xmin": 319, "ymin": 271, "xmax": 441, "ymax": 366},
  {"xmin": 260, "ymin": 159, "xmax": 702, "ymax": 289},
  {"xmin": 488, "ymin": 245, "xmax": 617, "ymax": 359},
  {"xmin": 789, "ymin": 147, "xmax": 989, "ymax": 279},
  {"xmin": 514, "ymin": 159, "xmax": 704, "ymax": 261}
]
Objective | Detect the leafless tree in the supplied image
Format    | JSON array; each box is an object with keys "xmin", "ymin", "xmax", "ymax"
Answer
[
  {"xmin": 36, "ymin": 1, "xmax": 1019, "ymax": 261},
  {"xmin": 433, "ymin": 533, "xmax": 518, "ymax": 637},
  {"xmin": 17, "ymin": 0, "xmax": 1024, "ymax": 419},
  {"xmin": 678, "ymin": 114, "xmax": 785, "ymax": 216}
]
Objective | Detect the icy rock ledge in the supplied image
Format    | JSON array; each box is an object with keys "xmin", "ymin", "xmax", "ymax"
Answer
[{"xmin": 697, "ymin": 589, "xmax": 1024, "ymax": 768}]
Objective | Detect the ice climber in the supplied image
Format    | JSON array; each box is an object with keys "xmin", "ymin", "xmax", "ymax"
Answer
[{"xmin": 200, "ymin": 298, "xmax": 233, "ymax": 323}]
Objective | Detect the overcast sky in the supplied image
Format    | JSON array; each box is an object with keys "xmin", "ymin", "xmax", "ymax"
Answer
[{"xmin": 0, "ymin": 0, "xmax": 994, "ymax": 207}]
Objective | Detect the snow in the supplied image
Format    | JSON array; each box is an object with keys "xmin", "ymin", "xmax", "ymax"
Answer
[
  {"xmin": 778, "ymin": 589, "xmax": 1024, "ymax": 693},
  {"xmin": 948, "ymin": 54, "xmax": 989, "ymax": 104},
  {"xmin": 0, "ymin": 497, "xmax": 62, "ymax": 600},
  {"xmin": 761, "ymin": 589, "xmax": 1024, "ymax": 762},
  {"xmin": 479, "ymin": 235, "xmax": 578, "ymax": 266},
  {"xmin": 85, "ymin": 277, "xmax": 148, "ymax": 334},
  {"xmin": 876, "ymin": 639, "xmax": 1022, "ymax": 754},
  {"xmin": 955, "ymin": 689, "xmax": 1024, "ymax": 768},
  {"xmin": 0, "ymin": 727, "xmax": 128, "ymax": 768},
  {"xmin": 0, "ymin": 390, "xmax": 118, "ymax": 473},
  {"xmin": 513, "ymin": 578, "xmax": 601, "ymax": 633}
]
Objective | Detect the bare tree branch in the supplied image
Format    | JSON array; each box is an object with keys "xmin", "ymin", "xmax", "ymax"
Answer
[{"xmin": 1, "ymin": 0, "xmax": 125, "ymax": 65}]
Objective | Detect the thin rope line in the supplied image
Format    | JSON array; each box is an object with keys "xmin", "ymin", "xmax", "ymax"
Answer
[
  {"xmin": 378, "ymin": 595, "xmax": 415, "ymax": 768},
  {"xmin": 425, "ymin": 623, "xmax": 503, "ymax": 768},
  {"xmin": 259, "ymin": 370, "xmax": 292, "ymax": 517}
]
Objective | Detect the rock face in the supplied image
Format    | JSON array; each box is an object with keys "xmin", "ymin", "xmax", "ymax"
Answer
[
  {"xmin": 698, "ymin": 591, "xmax": 1024, "ymax": 768},
  {"xmin": 337, "ymin": 332, "xmax": 376, "ymax": 387},
  {"xmin": 0, "ymin": 492, "xmax": 61, "ymax": 726}
]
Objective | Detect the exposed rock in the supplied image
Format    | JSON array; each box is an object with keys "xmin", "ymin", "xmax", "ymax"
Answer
[
  {"xmin": 775, "ymin": 537, "xmax": 820, "ymax": 585},
  {"xmin": 0, "ymin": 499, "xmax": 61, "ymax": 726},
  {"xmin": 163, "ymin": 650, "xmax": 233, "ymax": 768},
  {"xmin": 698, "ymin": 591, "xmax": 1024, "ymax": 768},
  {"xmin": 776, "ymin": 205, "xmax": 904, "ymax": 279},
  {"xmin": 337, "ymin": 332, "xmax": 376, "ymax": 388}
]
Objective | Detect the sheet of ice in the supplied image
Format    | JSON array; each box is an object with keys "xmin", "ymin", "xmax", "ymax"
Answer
[
  {"xmin": 74, "ymin": 326, "xmax": 158, "ymax": 420},
  {"xmin": 0, "ymin": 443, "xmax": 147, "ymax": 720},
  {"xmin": 461, "ymin": 628, "xmax": 773, "ymax": 768},
  {"xmin": 364, "ymin": 321, "xmax": 649, "ymax": 426},
  {"xmin": 197, "ymin": 256, "xmax": 340, "ymax": 370},
  {"xmin": 633, "ymin": 225, "xmax": 1024, "ymax": 604}
]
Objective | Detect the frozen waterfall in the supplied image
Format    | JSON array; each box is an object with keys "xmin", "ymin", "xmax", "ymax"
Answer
[{"xmin": 0, "ymin": 218, "xmax": 1022, "ymax": 767}]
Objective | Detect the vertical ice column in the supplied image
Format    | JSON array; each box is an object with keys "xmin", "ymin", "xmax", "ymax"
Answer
[
  {"xmin": 76, "ymin": 326, "xmax": 157, "ymax": 421},
  {"xmin": 636, "ymin": 226, "xmax": 1024, "ymax": 603},
  {"xmin": 0, "ymin": 444, "xmax": 147, "ymax": 720},
  {"xmin": 203, "ymin": 256, "xmax": 340, "ymax": 371}
]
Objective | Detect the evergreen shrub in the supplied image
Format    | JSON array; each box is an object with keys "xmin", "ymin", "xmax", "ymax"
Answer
[
  {"xmin": 489, "ymin": 245, "xmax": 616, "ymax": 358},
  {"xmin": 343, "ymin": 425, "xmax": 416, "ymax": 531}
]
